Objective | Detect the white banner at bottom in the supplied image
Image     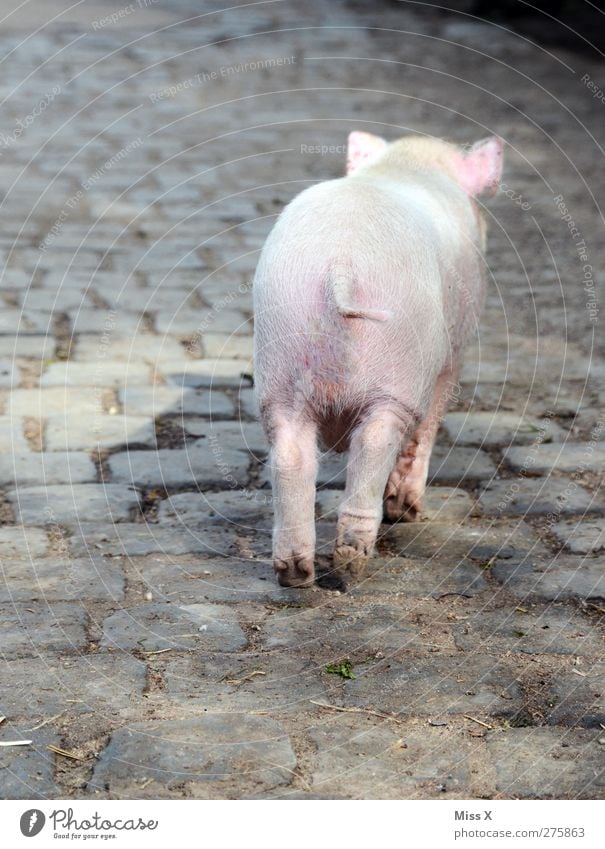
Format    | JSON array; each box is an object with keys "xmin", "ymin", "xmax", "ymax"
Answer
[{"xmin": 0, "ymin": 799, "xmax": 603, "ymax": 848}]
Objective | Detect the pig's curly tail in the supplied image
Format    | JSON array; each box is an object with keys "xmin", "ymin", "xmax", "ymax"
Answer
[{"xmin": 330, "ymin": 261, "xmax": 392, "ymax": 322}]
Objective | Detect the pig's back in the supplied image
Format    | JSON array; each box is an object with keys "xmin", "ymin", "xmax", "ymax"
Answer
[{"xmin": 253, "ymin": 176, "xmax": 479, "ymax": 419}]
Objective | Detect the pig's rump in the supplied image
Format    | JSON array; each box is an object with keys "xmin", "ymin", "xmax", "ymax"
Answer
[
  {"xmin": 255, "ymin": 277, "xmax": 443, "ymax": 448},
  {"xmin": 253, "ymin": 178, "xmax": 479, "ymax": 447}
]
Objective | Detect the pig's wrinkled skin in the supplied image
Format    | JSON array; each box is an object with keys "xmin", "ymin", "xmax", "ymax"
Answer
[{"xmin": 253, "ymin": 132, "xmax": 503, "ymax": 587}]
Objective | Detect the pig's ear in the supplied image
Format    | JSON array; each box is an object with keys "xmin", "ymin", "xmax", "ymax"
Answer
[
  {"xmin": 456, "ymin": 136, "xmax": 504, "ymax": 197},
  {"xmin": 346, "ymin": 131, "xmax": 388, "ymax": 175}
]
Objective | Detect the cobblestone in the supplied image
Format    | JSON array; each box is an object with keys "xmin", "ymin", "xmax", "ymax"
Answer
[
  {"xmin": 487, "ymin": 728, "xmax": 605, "ymax": 798},
  {"xmin": 348, "ymin": 556, "xmax": 488, "ymax": 598},
  {"xmin": 41, "ymin": 361, "xmax": 152, "ymax": 387},
  {"xmin": 45, "ymin": 414, "xmax": 156, "ymax": 451},
  {"xmin": 107, "ymin": 445, "xmax": 249, "ymax": 488},
  {"xmin": 7, "ymin": 387, "xmax": 104, "ymax": 416},
  {"xmin": 551, "ymin": 519, "xmax": 605, "ymax": 554},
  {"xmin": 343, "ymin": 655, "xmax": 522, "ymax": 718},
  {"xmin": 443, "ymin": 412, "xmax": 568, "ymax": 446},
  {"xmin": 160, "ymin": 358, "xmax": 253, "ymax": 388},
  {"xmin": 546, "ymin": 664, "xmax": 605, "ymax": 728},
  {"xmin": 0, "ymin": 557, "xmax": 124, "ymax": 603},
  {"xmin": 19, "ymin": 287, "xmax": 93, "ymax": 312},
  {"xmin": 129, "ymin": 554, "xmax": 299, "ymax": 603},
  {"xmin": 105, "ymin": 289, "xmax": 198, "ymax": 317},
  {"xmin": 0, "ymin": 359, "xmax": 20, "ymax": 388},
  {"xmin": 189, "ymin": 421, "xmax": 267, "ymax": 453},
  {"xmin": 201, "ymin": 333, "xmax": 253, "ymax": 360},
  {"xmin": 164, "ymin": 651, "xmax": 335, "ymax": 711},
  {"xmin": 428, "ymin": 445, "xmax": 498, "ymax": 483},
  {"xmin": 91, "ymin": 716, "xmax": 297, "ymax": 797},
  {"xmin": 155, "ymin": 308, "xmax": 250, "ymax": 336},
  {"xmin": 69, "ymin": 309, "xmax": 146, "ymax": 335},
  {"xmin": 383, "ymin": 520, "xmax": 547, "ymax": 562},
  {"xmin": 120, "ymin": 386, "xmax": 233, "ymax": 418},
  {"xmin": 101, "ymin": 601, "xmax": 247, "ymax": 652},
  {"xmin": 68, "ymin": 522, "xmax": 239, "ymax": 558},
  {"xmin": 0, "ymin": 0, "xmax": 603, "ymax": 802},
  {"xmin": 74, "ymin": 335, "xmax": 187, "ymax": 363},
  {"xmin": 0, "ymin": 309, "xmax": 51, "ymax": 335},
  {"xmin": 0, "ymin": 451, "xmax": 96, "ymax": 485},
  {"xmin": 0, "ymin": 602, "xmax": 88, "ymax": 655},
  {"xmin": 8, "ymin": 484, "xmax": 141, "ymax": 524},
  {"xmin": 478, "ymin": 478, "xmax": 602, "ymax": 517},
  {"xmin": 492, "ymin": 556, "xmax": 605, "ymax": 602},
  {"xmin": 0, "ymin": 526, "xmax": 49, "ymax": 558},
  {"xmin": 264, "ymin": 603, "xmax": 440, "ymax": 655},
  {"xmin": 0, "ymin": 654, "xmax": 146, "ymax": 719},
  {"xmin": 452, "ymin": 606, "xmax": 603, "ymax": 656},
  {"xmin": 0, "ymin": 730, "xmax": 61, "ymax": 799},
  {"xmin": 308, "ymin": 717, "xmax": 472, "ymax": 798},
  {"xmin": 157, "ymin": 490, "xmax": 272, "ymax": 525},
  {"xmin": 0, "ymin": 417, "xmax": 30, "ymax": 452},
  {"xmin": 503, "ymin": 442, "xmax": 605, "ymax": 474},
  {"xmin": 0, "ymin": 336, "xmax": 53, "ymax": 359}
]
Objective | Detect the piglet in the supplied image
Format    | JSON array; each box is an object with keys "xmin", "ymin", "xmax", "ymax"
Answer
[{"xmin": 253, "ymin": 132, "xmax": 503, "ymax": 586}]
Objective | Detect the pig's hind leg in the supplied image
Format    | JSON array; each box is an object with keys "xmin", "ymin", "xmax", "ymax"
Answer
[
  {"xmin": 266, "ymin": 410, "xmax": 318, "ymax": 587},
  {"xmin": 384, "ymin": 369, "xmax": 456, "ymax": 522},
  {"xmin": 335, "ymin": 409, "xmax": 410, "ymax": 577},
  {"xmin": 383, "ymin": 436, "xmax": 426, "ymax": 522}
]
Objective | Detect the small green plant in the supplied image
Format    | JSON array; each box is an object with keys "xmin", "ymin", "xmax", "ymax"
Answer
[{"xmin": 325, "ymin": 660, "xmax": 355, "ymax": 680}]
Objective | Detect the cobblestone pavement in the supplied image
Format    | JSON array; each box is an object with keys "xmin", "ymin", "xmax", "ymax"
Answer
[{"xmin": 0, "ymin": 0, "xmax": 604, "ymax": 800}]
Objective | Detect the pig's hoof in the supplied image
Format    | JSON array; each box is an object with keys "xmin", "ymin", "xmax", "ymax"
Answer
[
  {"xmin": 274, "ymin": 556, "xmax": 315, "ymax": 588},
  {"xmin": 333, "ymin": 545, "xmax": 369, "ymax": 579},
  {"xmin": 383, "ymin": 493, "xmax": 423, "ymax": 523}
]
